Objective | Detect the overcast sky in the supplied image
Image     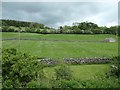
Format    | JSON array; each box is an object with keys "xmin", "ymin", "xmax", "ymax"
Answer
[{"xmin": 2, "ymin": 2, "xmax": 118, "ymax": 28}]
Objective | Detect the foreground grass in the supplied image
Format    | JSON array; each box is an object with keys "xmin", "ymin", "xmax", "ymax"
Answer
[{"xmin": 43, "ymin": 64, "xmax": 110, "ymax": 80}]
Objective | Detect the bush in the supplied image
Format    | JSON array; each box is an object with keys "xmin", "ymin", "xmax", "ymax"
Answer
[
  {"xmin": 60, "ymin": 80, "xmax": 80, "ymax": 88},
  {"xmin": 2, "ymin": 48, "xmax": 45, "ymax": 88},
  {"xmin": 55, "ymin": 64, "xmax": 72, "ymax": 80},
  {"xmin": 106, "ymin": 56, "xmax": 120, "ymax": 78},
  {"xmin": 51, "ymin": 79, "xmax": 80, "ymax": 88}
]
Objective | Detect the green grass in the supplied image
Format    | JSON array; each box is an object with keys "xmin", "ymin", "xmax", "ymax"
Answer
[
  {"xmin": 2, "ymin": 32, "xmax": 117, "ymax": 41},
  {"xmin": 43, "ymin": 64, "xmax": 110, "ymax": 80},
  {"xmin": 2, "ymin": 40, "xmax": 118, "ymax": 58},
  {"xmin": 2, "ymin": 32, "xmax": 20, "ymax": 38},
  {"xmin": 2, "ymin": 32, "xmax": 118, "ymax": 58}
]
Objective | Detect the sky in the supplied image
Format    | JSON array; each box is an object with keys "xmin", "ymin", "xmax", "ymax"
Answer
[{"xmin": 1, "ymin": 1, "xmax": 118, "ymax": 28}]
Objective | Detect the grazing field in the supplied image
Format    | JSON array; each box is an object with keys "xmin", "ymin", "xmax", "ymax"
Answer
[
  {"xmin": 2, "ymin": 32, "xmax": 118, "ymax": 58},
  {"xmin": 43, "ymin": 64, "xmax": 110, "ymax": 80},
  {"xmin": 2, "ymin": 32, "xmax": 117, "ymax": 41}
]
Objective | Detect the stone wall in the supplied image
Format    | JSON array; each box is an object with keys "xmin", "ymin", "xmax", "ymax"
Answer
[
  {"xmin": 39, "ymin": 57, "xmax": 112, "ymax": 65},
  {"xmin": 64, "ymin": 57, "xmax": 111, "ymax": 64}
]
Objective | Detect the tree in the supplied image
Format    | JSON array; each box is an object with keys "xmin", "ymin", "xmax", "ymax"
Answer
[
  {"xmin": 92, "ymin": 29, "xmax": 103, "ymax": 34},
  {"xmin": 2, "ymin": 26, "xmax": 9, "ymax": 32},
  {"xmin": 84, "ymin": 30, "xmax": 93, "ymax": 34},
  {"xmin": 118, "ymin": 26, "xmax": 120, "ymax": 36},
  {"xmin": 77, "ymin": 22, "xmax": 98, "ymax": 30},
  {"xmin": 59, "ymin": 26, "xmax": 63, "ymax": 34},
  {"xmin": 104, "ymin": 26, "xmax": 117, "ymax": 35},
  {"xmin": 41, "ymin": 29, "xmax": 47, "ymax": 34}
]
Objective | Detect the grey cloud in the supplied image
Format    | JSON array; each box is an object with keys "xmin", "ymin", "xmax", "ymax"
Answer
[{"xmin": 2, "ymin": 2, "xmax": 118, "ymax": 28}]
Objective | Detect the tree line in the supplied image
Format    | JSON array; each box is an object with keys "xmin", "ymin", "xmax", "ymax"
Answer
[
  {"xmin": 1, "ymin": 19, "xmax": 118, "ymax": 35},
  {"xmin": 59, "ymin": 22, "xmax": 118, "ymax": 35}
]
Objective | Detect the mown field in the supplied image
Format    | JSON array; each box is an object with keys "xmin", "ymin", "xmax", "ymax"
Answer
[
  {"xmin": 2, "ymin": 32, "xmax": 117, "ymax": 41},
  {"xmin": 43, "ymin": 64, "xmax": 110, "ymax": 80},
  {"xmin": 2, "ymin": 32, "xmax": 118, "ymax": 58}
]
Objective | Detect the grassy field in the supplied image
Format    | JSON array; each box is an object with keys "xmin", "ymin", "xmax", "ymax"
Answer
[
  {"xmin": 2, "ymin": 32, "xmax": 118, "ymax": 58},
  {"xmin": 2, "ymin": 40, "xmax": 117, "ymax": 58},
  {"xmin": 1, "ymin": 32, "xmax": 119, "ymax": 88},
  {"xmin": 43, "ymin": 64, "xmax": 110, "ymax": 80},
  {"xmin": 2, "ymin": 32, "xmax": 117, "ymax": 41}
]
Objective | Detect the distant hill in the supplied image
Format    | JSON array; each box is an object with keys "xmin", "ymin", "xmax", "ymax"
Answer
[{"xmin": 1, "ymin": 19, "xmax": 51, "ymax": 29}]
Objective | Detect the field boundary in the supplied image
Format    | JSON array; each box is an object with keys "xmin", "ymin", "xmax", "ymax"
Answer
[
  {"xmin": 2, "ymin": 38, "xmax": 106, "ymax": 42},
  {"xmin": 39, "ymin": 57, "xmax": 112, "ymax": 65}
]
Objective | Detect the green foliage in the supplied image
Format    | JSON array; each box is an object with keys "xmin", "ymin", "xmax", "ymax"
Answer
[
  {"xmin": 83, "ymin": 30, "xmax": 93, "ymax": 34},
  {"xmin": 77, "ymin": 76, "xmax": 120, "ymax": 88},
  {"xmin": 1, "ymin": 19, "xmax": 52, "ymax": 33},
  {"xmin": 2, "ymin": 48, "xmax": 45, "ymax": 88},
  {"xmin": 78, "ymin": 21, "xmax": 98, "ymax": 30},
  {"xmin": 91, "ymin": 29, "xmax": 103, "ymax": 34},
  {"xmin": 118, "ymin": 26, "xmax": 120, "ymax": 36},
  {"xmin": 41, "ymin": 29, "xmax": 48, "ymax": 34},
  {"xmin": 1, "ymin": 19, "xmax": 46, "ymax": 29},
  {"xmin": 27, "ymin": 80, "xmax": 40, "ymax": 88},
  {"xmin": 45, "ymin": 64, "xmax": 119, "ymax": 88},
  {"xmin": 60, "ymin": 80, "xmax": 80, "ymax": 88},
  {"xmin": 104, "ymin": 26, "xmax": 117, "ymax": 35},
  {"xmin": 2, "ymin": 48, "xmax": 119, "ymax": 88},
  {"xmin": 55, "ymin": 65, "xmax": 72, "ymax": 80},
  {"xmin": 106, "ymin": 56, "xmax": 120, "ymax": 78},
  {"xmin": 51, "ymin": 79, "xmax": 80, "ymax": 88},
  {"xmin": 1, "ymin": 19, "xmax": 118, "ymax": 34},
  {"xmin": 51, "ymin": 76, "xmax": 119, "ymax": 88}
]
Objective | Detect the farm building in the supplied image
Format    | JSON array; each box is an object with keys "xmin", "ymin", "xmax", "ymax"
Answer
[{"xmin": 104, "ymin": 38, "xmax": 116, "ymax": 42}]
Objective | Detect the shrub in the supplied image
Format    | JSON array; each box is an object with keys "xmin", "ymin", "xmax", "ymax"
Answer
[
  {"xmin": 106, "ymin": 56, "xmax": 120, "ymax": 78},
  {"xmin": 2, "ymin": 48, "xmax": 45, "ymax": 88},
  {"xmin": 60, "ymin": 80, "xmax": 80, "ymax": 88},
  {"xmin": 27, "ymin": 80, "xmax": 40, "ymax": 88},
  {"xmin": 55, "ymin": 64, "xmax": 72, "ymax": 80},
  {"xmin": 51, "ymin": 79, "xmax": 80, "ymax": 88}
]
